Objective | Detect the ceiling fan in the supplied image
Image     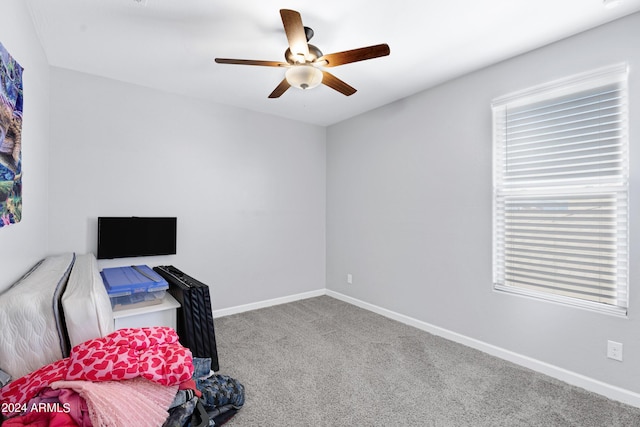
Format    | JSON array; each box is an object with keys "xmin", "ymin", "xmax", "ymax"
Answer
[{"xmin": 215, "ymin": 9, "xmax": 390, "ymax": 98}]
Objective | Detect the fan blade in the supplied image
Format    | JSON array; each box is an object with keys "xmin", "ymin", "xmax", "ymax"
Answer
[
  {"xmin": 322, "ymin": 71, "xmax": 356, "ymax": 96},
  {"xmin": 318, "ymin": 44, "xmax": 390, "ymax": 67},
  {"xmin": 280, "ymin": 9, "xmax": 309, "ymax": 62},
  {"xmin": 215, "ymin": 58, "xmax": 288, "ymax": 67},
  {"xmin": 268, "ymin": 79, "xmax": 291, "ymax": 98}
]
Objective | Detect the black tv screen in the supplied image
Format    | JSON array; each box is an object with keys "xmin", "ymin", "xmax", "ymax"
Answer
[{"xmin": 97, "ymin": 217, "xmax": 177, "ymax": 259}]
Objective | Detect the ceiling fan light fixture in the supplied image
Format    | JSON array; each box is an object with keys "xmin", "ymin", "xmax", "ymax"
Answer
[{"xmin": 285, "ymin": 65, "xmax": 323, "ymax": 90}]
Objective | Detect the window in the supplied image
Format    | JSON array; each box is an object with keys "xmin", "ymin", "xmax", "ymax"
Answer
[{"xmin": 492, "ymin": 64, "xmax": 629, "ymax": 316}]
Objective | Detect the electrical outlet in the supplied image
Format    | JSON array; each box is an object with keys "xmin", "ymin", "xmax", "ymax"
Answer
[
  {"xmin": 347, "ymin": 274, "xmax": 353, "ymax": 284},
  {"xmin": 607, "ymin": 340, "xmax": 623, "ymax": 361}
]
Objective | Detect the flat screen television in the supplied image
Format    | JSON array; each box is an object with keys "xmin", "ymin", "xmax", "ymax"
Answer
[{"xmin": 97, "ymin": 217, "xmax": 177, "ymax": 259}]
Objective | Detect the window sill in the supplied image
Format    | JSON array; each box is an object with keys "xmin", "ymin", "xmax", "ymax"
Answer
[{"xmin": 493, "ymin": 284, "xmax": 628, "ymax": 318}]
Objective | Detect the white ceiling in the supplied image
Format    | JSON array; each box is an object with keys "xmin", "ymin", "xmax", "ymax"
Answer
[{"xmin": 25, "ymin": 0, "xmax": 640, "ymax": 126}]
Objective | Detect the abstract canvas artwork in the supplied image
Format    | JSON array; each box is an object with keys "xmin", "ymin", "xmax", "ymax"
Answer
[{"xmin": 0, "ymin": 42, "xmax": 23, "ymax": 228}]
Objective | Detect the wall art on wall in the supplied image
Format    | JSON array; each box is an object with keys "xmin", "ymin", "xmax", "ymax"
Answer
[{"xmin": 0, "ymin": 42, "xmax": 23, "ymax": 228}]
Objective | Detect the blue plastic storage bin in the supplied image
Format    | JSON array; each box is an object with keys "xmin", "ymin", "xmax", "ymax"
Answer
[{"xmin": 101, "ymin": 265, "xmax": 169, "ymax": 309}]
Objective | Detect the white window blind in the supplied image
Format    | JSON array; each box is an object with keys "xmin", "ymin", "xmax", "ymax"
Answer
[{"xmin": 492, "ymin": 64, "xmax": 629, "ymax": 316}]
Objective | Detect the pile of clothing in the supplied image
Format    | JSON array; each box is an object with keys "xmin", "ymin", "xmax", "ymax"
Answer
[
  {"xmin": 164, "ymin": 358, "xmax": 245, "ymax": 427},
  {"xmin": 0, "ymin": 327, "xmax": 244, "ymax": 427}
]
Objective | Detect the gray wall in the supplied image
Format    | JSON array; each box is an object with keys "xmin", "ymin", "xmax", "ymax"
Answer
[
  {"xmin": 326, "ymin": 13, "xmax": 640, "ymax": 394},
  {"xmin": 46, "ymin": 69, "xmax": 327, "ymax": 310},
  {"xmin": 0, "ymin": 0, "xmax": 51, "ymax": 292}
]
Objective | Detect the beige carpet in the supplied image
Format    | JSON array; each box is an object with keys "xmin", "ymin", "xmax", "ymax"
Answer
[{"xmin": 214, "ymin": 296, "xmax": 640, "ymax": 426}]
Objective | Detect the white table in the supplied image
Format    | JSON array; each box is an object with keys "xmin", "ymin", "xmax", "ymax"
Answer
[{"xmin": 112, "ymin": 293, "xmax": 180, "ymax": 330}]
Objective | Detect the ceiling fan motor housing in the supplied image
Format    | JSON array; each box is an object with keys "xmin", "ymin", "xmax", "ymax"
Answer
[{"xmin": 285, "ymin": 44, "xmax": 323, "ymax": 64}]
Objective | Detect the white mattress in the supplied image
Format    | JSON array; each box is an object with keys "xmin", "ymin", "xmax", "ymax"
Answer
[
  {"xmin": 0, "ymin": 253, "xmax": 115, "ymax": 382},
  {"xmin": 0, "ymin": 253, "xmax": 75, "ymax": 380},
  {"xmin": 62, "ymin": 253, "xmax": 114, "ymax": 347}
]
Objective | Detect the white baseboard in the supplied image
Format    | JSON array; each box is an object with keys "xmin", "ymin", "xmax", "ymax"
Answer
[
  {"xmin": 212, "ymin": 289, "xmax": 325, "ymax": 318},
  {"xmin": 325, "ymin": 289, "xmax": 640, "ymax": 409}
]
